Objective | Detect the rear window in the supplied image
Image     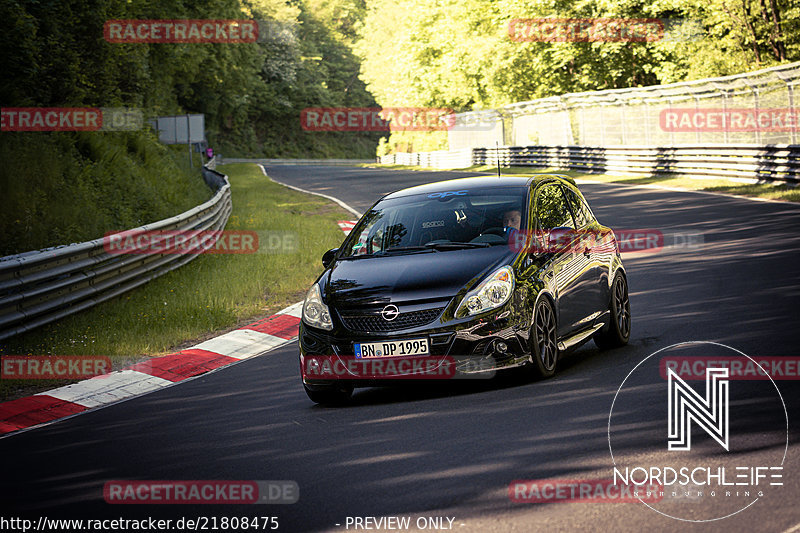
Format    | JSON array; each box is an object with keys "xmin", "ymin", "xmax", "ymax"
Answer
[{"xmin": 562, "ymin": 186, "xmax": 596, "ymax": 227}]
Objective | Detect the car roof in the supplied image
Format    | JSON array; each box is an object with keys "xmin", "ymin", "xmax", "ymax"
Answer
[{"xmin": 382, "ymin": 174, "xmax": 576, "ymax": 200}]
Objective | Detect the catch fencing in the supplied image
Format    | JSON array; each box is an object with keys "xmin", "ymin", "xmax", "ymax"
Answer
[{"xmin": 449, "ymin": 62, "xmax": 800, "ymax": 149}]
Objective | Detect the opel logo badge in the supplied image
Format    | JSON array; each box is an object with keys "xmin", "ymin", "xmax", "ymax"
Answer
[{"xmin": 381, "ymin": 304, "xmax": 399, "ymax": 321}]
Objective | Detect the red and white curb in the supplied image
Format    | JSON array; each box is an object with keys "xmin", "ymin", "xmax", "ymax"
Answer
[
  {"xmin": 337, "ymin": 220, "xmax": 357, "ymax": 235},
  {"xmin": 0, "ymin": 302, "xmax": 303, "ymax": 438},
  {"xmin": 0, "ymin": 167, "xmax": 363, "ymax": 438}
]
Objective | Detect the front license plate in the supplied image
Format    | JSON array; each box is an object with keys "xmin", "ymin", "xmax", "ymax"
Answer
[{"xmin": 354, "ymin": 338, "xmax": 430, "ymax": 359}]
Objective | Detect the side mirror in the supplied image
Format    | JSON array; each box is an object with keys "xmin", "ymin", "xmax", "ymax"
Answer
[{"xmin": 322, "ymin": 248, "xmax": 339, "ymax": 269}]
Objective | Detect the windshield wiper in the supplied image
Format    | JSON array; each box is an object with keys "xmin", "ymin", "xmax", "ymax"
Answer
[
  {"xmin": 424, "ymin": 242, "xmax": 490, "ymax": 249},
  {"xmin": 383, "ymin": 246, "xmax": 437, "ymax": 253},
  {"xmin": 341, "ymin": 242, "xmax": 489, "ymax": 259},
  {"xmin": 339, "ymin": 247, "xmax": 432, "ymax": 259}
]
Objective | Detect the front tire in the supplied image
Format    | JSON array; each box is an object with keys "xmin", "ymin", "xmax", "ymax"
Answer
[
  {"xmin": 527, "ymin": 297, "xmax": 559, "ymax": 378},
  {"xmin": 594, "ymin": 273, "xmax": 631, "ymax": 349},
  {"xmin": 304, "ymin": 383, "xmax": 353, "ymax": 405}
]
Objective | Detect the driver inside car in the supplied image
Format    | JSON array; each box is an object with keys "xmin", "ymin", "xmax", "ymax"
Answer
[{"xmin": 503, "ymin": 209, "xmax": 521, "ymax": 239}]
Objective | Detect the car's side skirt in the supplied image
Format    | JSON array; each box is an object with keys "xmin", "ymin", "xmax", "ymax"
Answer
[{"xmin": 558, "ymin": 322, "xmax": 605, "ymax": 352}]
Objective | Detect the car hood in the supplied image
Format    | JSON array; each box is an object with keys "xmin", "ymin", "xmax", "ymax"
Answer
[{"xmin": 324, "ymin": 247, "xmax": 514, "ymax": 308}]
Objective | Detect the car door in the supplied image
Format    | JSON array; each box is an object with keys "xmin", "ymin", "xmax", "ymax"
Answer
[
  {"xmin": 532, "ymin": 183, "xmax": 586, "ymax": 338},
  {"xmin": 561, "ymin": 184, "xmax": 609, "ymax": 326}
]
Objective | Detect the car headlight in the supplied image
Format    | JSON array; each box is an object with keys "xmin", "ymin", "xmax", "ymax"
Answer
[
  {"xmin": 302, "ymin": 284, "xmax": 333, "ymax": 330},
  {"xmin": 456, "ymin": 266, "xmax": 515, "ymax": 318}
]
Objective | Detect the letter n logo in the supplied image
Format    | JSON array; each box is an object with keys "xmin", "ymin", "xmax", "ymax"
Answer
[{"xmin": 667, "ymin": 367, "xmax": 729, "ymax": 451}]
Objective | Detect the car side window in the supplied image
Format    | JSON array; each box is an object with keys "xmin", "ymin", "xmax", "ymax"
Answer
[
  {"xmin": 534, "ymin": 184, "xmax": 576, "ymax": 231},
  {"xmin": 561, "ymin": 186, "xmax": 595, "ymax": 228},
  {"xmin": 348, "ymin": 209, "xmax": 385, "ymax": 255}
]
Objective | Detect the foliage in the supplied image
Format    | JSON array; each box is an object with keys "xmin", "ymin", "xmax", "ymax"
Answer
[
  {"xmin": 0, "ymin": 0, "xmax": 381, "ymax": 253},
  {"xmin": 0, "ymin": 131, "xmax": 209, "ymax": 255},
  {"xmin": 356, "ymin": 0, "xmax": 799, "ymax": 153}
]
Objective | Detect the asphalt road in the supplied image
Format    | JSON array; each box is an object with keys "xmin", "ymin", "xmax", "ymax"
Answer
[{"xmin": 2, "ymin": 165, "xmax": 799, "ymax": 533}]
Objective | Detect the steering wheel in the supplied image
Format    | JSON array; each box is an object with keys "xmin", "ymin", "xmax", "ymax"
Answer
[{"xmin": 479, "ymin": 227, "xmax": 506, "ymax": 237}]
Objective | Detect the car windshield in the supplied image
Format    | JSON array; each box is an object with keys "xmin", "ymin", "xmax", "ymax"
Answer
[{"xmin": 340, "ymin": 186, "xmax": 527, "ymax": 258}]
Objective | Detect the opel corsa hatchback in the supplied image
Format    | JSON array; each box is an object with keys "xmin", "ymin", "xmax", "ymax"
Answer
[{"xmin": 299, "ymin": 175, "xmax": 630, "ymax": 404}]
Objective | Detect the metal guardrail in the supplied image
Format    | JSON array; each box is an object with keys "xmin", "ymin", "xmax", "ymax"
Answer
[
  {"xmin": 380, "ymin": 144, "xmax": 800, "ymax": 183},
  {"xmin": 221, "ymin": 158, "xmax": 375, "ymax": 166},
  {"xmin": 379, "ymin": 149, "xmax": 474, "ymax": 169},
  {"xmin": 0, "ymin": 165, "xmax": 232, "ymax": 341}
]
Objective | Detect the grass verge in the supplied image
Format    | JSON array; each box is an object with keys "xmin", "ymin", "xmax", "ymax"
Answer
[
  {"xmin": 0, "ymin": 131, "xmax": 211, "ymax": 256},
  {"xmin": 0, "ymin": 163, "xmax": 350, "ymax": 401},
  {"xmin": 359, "ymin": 163, "xmax": 800, "ymax": 203}
]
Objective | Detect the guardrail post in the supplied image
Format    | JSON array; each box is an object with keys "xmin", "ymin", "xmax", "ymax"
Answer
[
  {"xmin": 579, "ymin": 106, "xmax": 587, "ymax": 146},
  {"xmin": 742, "ymin": 79, "xmax": 761, "ymax": 145},
  {"xmin": 693, "ymin": 95, "xmax": 701, "ymax": 143},
  {"xmin": 787, "ymin": 83, "xmax": 798, "ymax": 145},
  {"xmin": 599, "ymin": 106, "xmax": 606, "ymax": 146},
  {"xmin": 722, "ymin": 90, "xmax": 730, "ymax": 144},
  {"xmin": 667, "ymin": 99, "xmax": 675, "ymax": 146}
]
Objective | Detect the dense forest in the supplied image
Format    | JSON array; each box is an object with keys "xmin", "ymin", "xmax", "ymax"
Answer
[
  {"xmin": 4, "ymin": 0, "xmax": 797, "ymax": 159},
  {"xmin": 1, "ymin": 0, "xmax": 382, "ymax": 158},
  {"xmin": 1, "ymin": 0, "xmax": 797, "ymax": 253}
]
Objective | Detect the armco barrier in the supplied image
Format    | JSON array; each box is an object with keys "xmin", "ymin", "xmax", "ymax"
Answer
[
  {"xmin": 221, "ymin": 158, "xmax": 375, "ymax": 166},
  {"xmin": 0, "ymin": 165, "xmax": 232, "ymax": 341},
  {"xmin": 380, "ymin": 144, "xmax": 800, "ymax": 183}
]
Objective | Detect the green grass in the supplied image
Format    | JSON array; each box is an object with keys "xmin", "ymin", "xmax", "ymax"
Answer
[
  {"xmin": 0, "ymin": 163, "xmax": 351, "ymax": 400},
  {"xmin": 214, "ymin": 116, "xmax": 383, "ymax": 159},
  {"xmin": 360, "ymin": 163, "xmax": 800, "ymax": 203},
  {"xmin": 0, "ymin": 131, "xmax": 210, "ymax": 256}
]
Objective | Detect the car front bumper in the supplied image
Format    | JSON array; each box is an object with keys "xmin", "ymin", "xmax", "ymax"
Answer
[{"xmin": 299, "ymin": 307, "xmax": 532, "ymax": 388}]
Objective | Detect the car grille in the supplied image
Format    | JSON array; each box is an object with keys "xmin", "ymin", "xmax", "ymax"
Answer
[{"xmin": 339, "ymin": 307, "xmax": 444, "ymax": 333}]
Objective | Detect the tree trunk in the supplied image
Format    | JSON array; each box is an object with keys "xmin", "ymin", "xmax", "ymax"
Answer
[
  {"xmin": 740, "ymin": 0, "xmax": 762, "ymax": 64},
  {"xmin": 758, "ymin": 0, "xmax": 780, "ymax": 59},
  {"xmin": 724, "ymin": 0, "xmax": 761, "ymax": 64},
  {"xmin": 767, "ymin": 0, "xmax": 787, "ymax": 60}
]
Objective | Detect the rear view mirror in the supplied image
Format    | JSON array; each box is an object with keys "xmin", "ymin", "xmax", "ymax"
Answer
[{"xmin": 322, "ymin": 248, "xmax": 339, "ymax": 269}]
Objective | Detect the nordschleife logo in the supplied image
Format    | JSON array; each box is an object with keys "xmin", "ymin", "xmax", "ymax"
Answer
[
  {"xmin": 608, "ymin": 341, "xmax": 788, "ymax": 522},
  {"xmin": 667, "ymin": 366, "xmax": 729, "ymax": 451}
]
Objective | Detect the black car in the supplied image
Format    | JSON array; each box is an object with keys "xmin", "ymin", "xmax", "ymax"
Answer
[{"xmin": 299, "ymin": 175, "xmax": 630, "ymax": 404}]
